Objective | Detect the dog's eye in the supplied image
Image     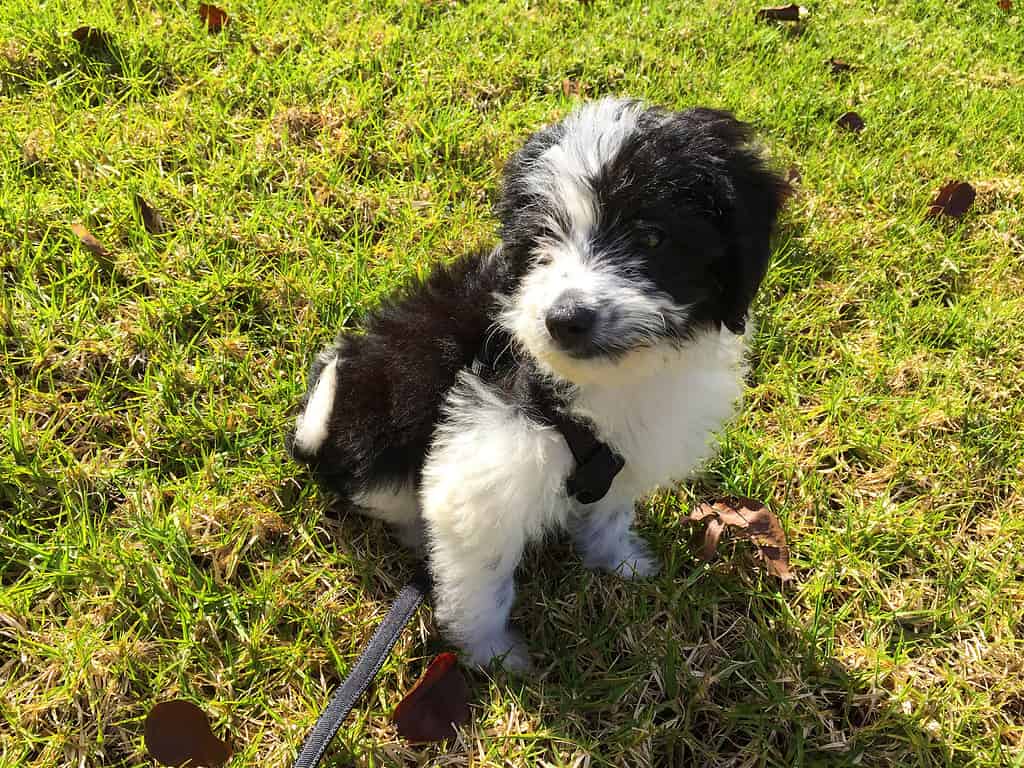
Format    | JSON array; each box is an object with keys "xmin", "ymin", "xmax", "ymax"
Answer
[{"xmin": 633, "ymin": 223, "xmax": 665, "ymax": 250}]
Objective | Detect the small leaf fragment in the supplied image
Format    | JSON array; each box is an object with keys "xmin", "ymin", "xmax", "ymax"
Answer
[
  {"xmin": 998, "ymin": 0, "xmax": 1012, "ymax": 11},
  {"xmin": 144, "ymin": 700, "xmax": 232, "ymax": 767},
  {"xmin": 927, "ymin": 181, "xmax": 976, "ymax": 219},
  {"xmin": 756, "ymin": 4, "xmax": 808, "ymax": 21},
  {"xmin": 393, "ymin": 652, "xmax": 470, "ymax": 743},
  {"xmin": 135, "ymin": 194, "xmax": 164, "ymax": 235},
  {"xmin": 70, "ymin": 223, "xmax": 115, "ymax": 270},
  {"xmin": 836, "ymin": 111, "xmax": 865, "ymax": 133},
  {"xmin": 701, "ymin": 518, "xmax": 725, "ymax": 562},
  {"xmin": 786, "ymin": 165, "xmax": 802, "ymax": 185},
  {"xmin": 71, "ymin": 26, "xmax": 114, "ymax": 57},
  {"xmin": 561, "ymin": 78, "xmax": 586, "ymax": 97},
  {"xmin": 71, "ymin": 26, "xmax": 110, "ymax": 49},
  {"xmin": 199, "ymin": 3, "xmax": 229, "ymax": 33},
  {"xmin": 828, "ymin": 57, "xmax": 855, "ymax": 75}
]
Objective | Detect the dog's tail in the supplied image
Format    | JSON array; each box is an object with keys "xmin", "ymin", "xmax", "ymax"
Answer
[{"xmin": 289, "ymin": 351, "xmax": 339, "ymax": 459}]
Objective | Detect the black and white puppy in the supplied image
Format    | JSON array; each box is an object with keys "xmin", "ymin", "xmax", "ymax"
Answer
[{"xmin": 289, "ymin": 98, "xmax": 787, "ymax": 670}]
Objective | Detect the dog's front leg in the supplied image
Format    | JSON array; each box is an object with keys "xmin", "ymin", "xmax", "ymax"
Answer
[
  {"xmin": 420, "ymin": 379, "xmax": 574, "ymax": 670},
  {"xmin": 571, "ymin": 494, "xmax": 660, "ymax": 579},
  {"xmin": 426, "ymin": 531, "xmax": 529, "ymax": 671}
]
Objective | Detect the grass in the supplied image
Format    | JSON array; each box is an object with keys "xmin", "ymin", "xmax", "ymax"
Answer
[{"xmin": 1, "ymin": 0, "xmax": 1023, "ymax": 765}]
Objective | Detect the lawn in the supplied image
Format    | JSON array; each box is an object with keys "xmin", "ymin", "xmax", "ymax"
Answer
[{"xmin": 2, "ymin": 0, "xmax": 1023, "ymax": 766}]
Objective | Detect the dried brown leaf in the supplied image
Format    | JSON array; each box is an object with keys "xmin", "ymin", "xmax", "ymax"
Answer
[
  {"xmin": 689, "ymin": 497, "xmax": 794, "ymax": 581},
  {"xmin": 135, "ymin": 194, "xmax": 164, "ymax": 235},
  {"xmin": 688, "ymin": 503, "xmax": 718, "ymax": 523},
  {"xmin": 701, "ymin": 518, "xmax": 726, "ymax": 562},
  {"xmin": 828, "ymin": 57, "xmax": 855, "ymax": 75},
  {"xmin": 561, "ymin": 78, "xmax": 586, "ymax": 97},
  {"xmin": 927, "ymin": 180, "xmax": 976, "ymax": 219},
  {"xmin": 998, "ymin": 0, "xmax": 1012, "ymax": 11},
  {"xmin": 393, "ymin": 652, "xmax": 470, "ymax": 743},
  {"xmin": 71, "ymin": 26, "xmax": 110, "ymax": 49},
  {"xmin": 706, "ymin": 498, "xmax": 758, "ymax": 529},
  {"xmin": 756, "ymin": 4, "xmax": 808, "ymax": 21},
  {"xmin": 144, "ymin": 700, "xmax": 232, "ymax": 767},
  {"xmin": 836, "ymin": 111, "xmax": 865, "ymax": 133},
  {"xmin": 199, "ymin": 3, "xmax": 229, "ymax": 33},
  {"xmin": 70, "ymin": 223, "xmax": 115, "ymax": 270},
  {"xmin": 742, "ymin": 505, "xmax": 795, "ymax": 582}
]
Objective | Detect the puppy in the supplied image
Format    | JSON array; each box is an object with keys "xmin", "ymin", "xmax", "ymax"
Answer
[{"xmin": 289, "ymin": 98, "xmax": 787, "ymax": 670}]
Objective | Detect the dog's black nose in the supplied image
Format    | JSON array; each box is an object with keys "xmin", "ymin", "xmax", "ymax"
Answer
[{"xmin": 545, "ymin": 293, "xmax": 598, "ymax": 351}]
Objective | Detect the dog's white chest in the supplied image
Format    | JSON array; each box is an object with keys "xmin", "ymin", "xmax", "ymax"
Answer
[{"xmin": 572, "ymin": 329, "xmax": 748, "ymax": 499}]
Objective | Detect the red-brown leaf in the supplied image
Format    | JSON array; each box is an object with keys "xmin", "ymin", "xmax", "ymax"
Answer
[
  {"xmin": 756, "ymin": 4, "xmax": 807, "ymax": 21},
  {"xmin": 393, "ymin": 652, "xmax": 470, "ymax": 743},
  {"xmin": 199, "ymin": 3, "xmax": 229, "ymax": 33},
  {"xmin": 135, "ymin": 194, "xmax": 164, "ymax": 235},
  {"xmin": 836, "ymin": 111, "xmax": 865, "ymax": 133},
  {"xmin": 927, "ymin": 180, "xmax": 976, "ymax": 219},
  {"xmin": 144, "ymin": 700, "xmax": 232, "ymax": 767},
  {"xmin": 998, "ymin": 0, "xmax": 1012, "ymax": 12}
]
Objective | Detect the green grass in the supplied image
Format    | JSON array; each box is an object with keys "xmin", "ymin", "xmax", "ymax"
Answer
[{"xmin": 2, "ymin": 0, "xmax": 1023, "ymax": 765}]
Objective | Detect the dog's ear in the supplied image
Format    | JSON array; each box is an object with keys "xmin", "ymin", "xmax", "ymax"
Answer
[{"xmin": 674, "ymin": 109, "xmax": 791, "ymax": 334}]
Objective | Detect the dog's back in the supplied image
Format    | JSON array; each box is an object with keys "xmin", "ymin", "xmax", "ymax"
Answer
[{"xmin": 288, "ymin": 248, "xmax": 513, "ymax": 499}]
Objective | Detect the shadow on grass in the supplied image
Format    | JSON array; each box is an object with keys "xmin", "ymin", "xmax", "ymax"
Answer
[{"xmin": 311, "ymin": 504, "xmax": 969, "ymax": 768}]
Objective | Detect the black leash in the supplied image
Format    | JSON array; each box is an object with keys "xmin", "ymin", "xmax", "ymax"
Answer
[
  {"xmin": 292, "ymin": 565, "xmax": 431, "ymax": 768},
  {"xmin": 293, "ymin": 395, "xmax": 622, "ymax": 767}
]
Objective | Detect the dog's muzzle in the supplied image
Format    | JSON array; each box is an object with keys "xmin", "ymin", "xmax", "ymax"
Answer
[{"xmin": 544, "ymin": 290, "xmax": 600, "ymax": 356}]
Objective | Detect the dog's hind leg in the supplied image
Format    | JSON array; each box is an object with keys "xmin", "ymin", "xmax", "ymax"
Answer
[{"xmin": 351, "ymin": 485, "xmax": 424, "ymax": 550}]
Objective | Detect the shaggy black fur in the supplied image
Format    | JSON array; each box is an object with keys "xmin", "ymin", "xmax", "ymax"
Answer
[{"xmin": 287, "ymin": 250, "xmax": 522, "ymax": 496}]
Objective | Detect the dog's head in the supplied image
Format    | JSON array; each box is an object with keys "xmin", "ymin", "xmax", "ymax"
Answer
[{"xmin": 496, "ymin": 98, "xmax": 788, "ymax": 384}]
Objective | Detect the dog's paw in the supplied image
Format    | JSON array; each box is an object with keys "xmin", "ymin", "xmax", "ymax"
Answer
[
  {"xmin": 464, "ymin": 631, "xmax": 532, "ymax": 673},
  {"xmin": 588, "ymin": 535, "xmax": 661, "ymax": 580}
]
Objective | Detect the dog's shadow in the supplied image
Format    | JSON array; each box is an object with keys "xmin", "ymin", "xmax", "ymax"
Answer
[
  {"xmin": 505, "ymin": 534, "xmax": 966, "ymax": 767},
  {"xmin": 317, "ymin": 504, "xmax": 964, "ymax": 767}
]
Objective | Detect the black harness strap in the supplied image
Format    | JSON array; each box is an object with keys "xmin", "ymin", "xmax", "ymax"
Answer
[
  {"xmin": 293, "ymin": 384, "xmax": 623, "ymax": 767},
  {"xmin": 532, "ymin": 390, "xmax": 625, "ymax": 505}
]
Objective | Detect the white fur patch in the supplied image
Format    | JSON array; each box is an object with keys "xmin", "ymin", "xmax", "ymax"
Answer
[
  {"xmin": 571, "ymin": 327, "xmax": 748, "ymax": 495},
  {"xmin": 352, "ymin": 485, "xmax": 419, "ymax": 526},
  {"xmin": 418, "ymin": 328, "xmax": 747, "ymax": 668},
  {"xmin": 293, "ymin": 355, "xmax": 337, "ymax": 454},
  {"xmin": 529, "ymin": 98, "xmax": 642, "ymax": 245}
]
